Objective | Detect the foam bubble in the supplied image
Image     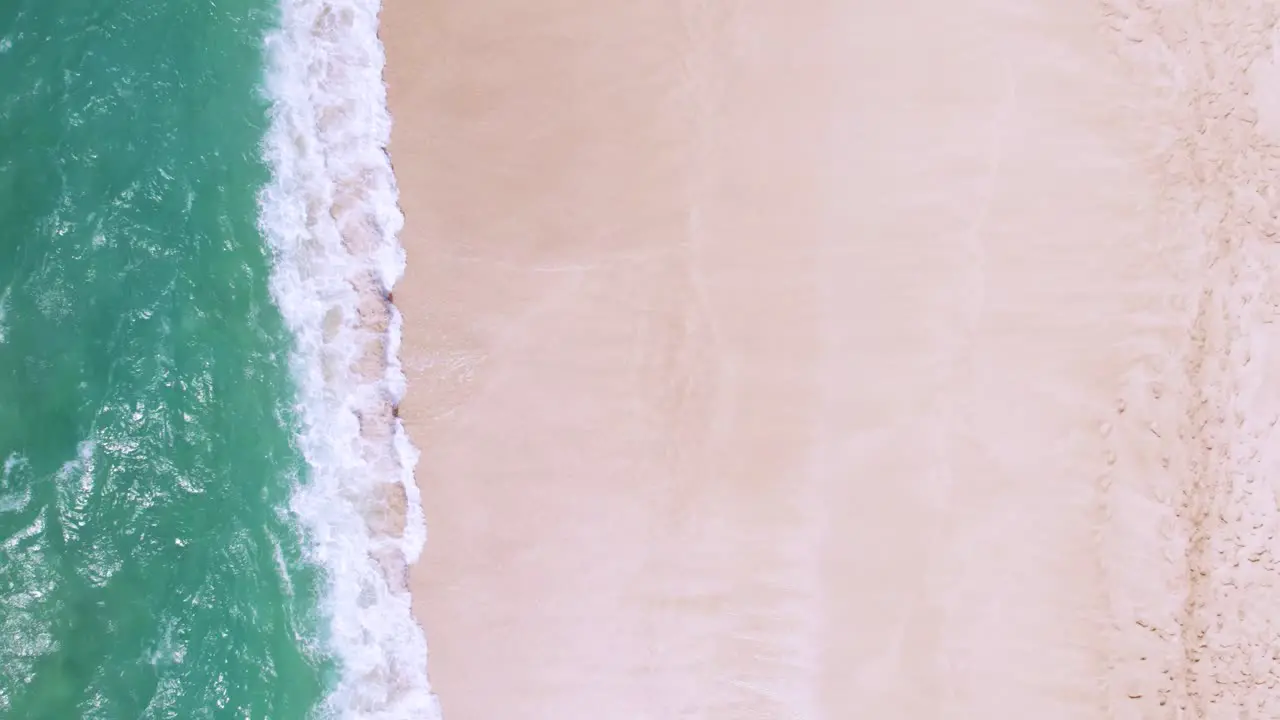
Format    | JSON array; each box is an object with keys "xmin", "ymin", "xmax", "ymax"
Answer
[
  {"xmin": 0, "ymin": 453, "xmax": 30, "ymax": 514},
  {"xmin": 0, "ymin": 284, "xmax": 12, "ymax": 344},
  {"xmin": 259, "ymin": 0, "xmax": 438, "ymax": 717}
]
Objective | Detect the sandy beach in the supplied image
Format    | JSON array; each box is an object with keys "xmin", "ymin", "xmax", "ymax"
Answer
[{"xmin": 384, "ymin": 1, "xmax": 1280, "ymax": 717}]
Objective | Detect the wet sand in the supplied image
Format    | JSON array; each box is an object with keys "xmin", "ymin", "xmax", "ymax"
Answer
[{"xmin": 384, "ymin": 1, "xmax": 1280, "ymax": 717}]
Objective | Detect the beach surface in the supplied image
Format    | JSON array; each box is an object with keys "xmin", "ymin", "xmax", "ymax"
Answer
[{"xmin": 384, "ymin": 1, "xmax": 1280, "ymax": 717}]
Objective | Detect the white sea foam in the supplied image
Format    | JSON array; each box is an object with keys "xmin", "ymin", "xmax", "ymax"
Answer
[
  {"xmin": 0, "ymin": 453, "xmax": 30, "ymax": 514},
  {"xmin": 0, "ymin": 284, "xmax": 11, "ymax": 344},
  {"xmin": 259, "ymin": 0, "xmax": 437, "ymax": 717}
]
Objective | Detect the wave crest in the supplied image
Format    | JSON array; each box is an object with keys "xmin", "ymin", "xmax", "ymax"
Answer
[{"xmin": 259, "ymin": 0, "xmax": 437, "ymax": 717}]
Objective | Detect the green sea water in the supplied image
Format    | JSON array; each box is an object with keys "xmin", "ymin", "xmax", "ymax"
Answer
[{"xmin": 0, "ymin": 0, "xmax": 331, "ymax": 717}]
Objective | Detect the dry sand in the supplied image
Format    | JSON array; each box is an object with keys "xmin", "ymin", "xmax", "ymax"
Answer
[{"xmin": 383, "ymin": 1, "xmax": 1280, "ymax": 717}]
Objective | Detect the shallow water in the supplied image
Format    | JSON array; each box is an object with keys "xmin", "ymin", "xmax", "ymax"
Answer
[
  {"xmin": 0, "ymin": 0, "xmax": 329, "ymax": 716},
  {"xmin": 0, "ymin": 0, "xmax": 429, "ymax": 717}
]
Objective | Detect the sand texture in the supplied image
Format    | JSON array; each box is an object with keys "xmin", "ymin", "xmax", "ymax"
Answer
[{"xmin": 384, "ymin": 1, "xmax": 1280, "ymax": 717}]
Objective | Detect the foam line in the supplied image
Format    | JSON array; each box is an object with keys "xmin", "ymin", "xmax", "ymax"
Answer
[{"xmin": 259, "ymin": 0, "xmax": 437, "ymax": 716}]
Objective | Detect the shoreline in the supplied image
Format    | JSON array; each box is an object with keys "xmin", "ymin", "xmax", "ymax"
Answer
[
  {"xmin": 383, "ymin": 1, "xmax": 1280, "ymax": 716},
  {"xmin": 259, "ymin": 0, "xmax": 434, "ymax": 716}
]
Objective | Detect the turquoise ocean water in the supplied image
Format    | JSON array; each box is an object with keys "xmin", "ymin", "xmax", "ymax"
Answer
[{"xmin": 0, "ymin": 0, "xmax": 432, "ymax": 718}]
